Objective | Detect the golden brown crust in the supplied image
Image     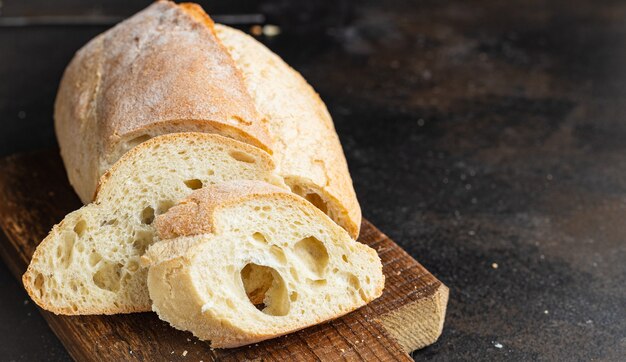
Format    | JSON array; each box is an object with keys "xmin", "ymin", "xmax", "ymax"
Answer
[
  {"xmin": 55, "ymin": 0, "xmax": 273, "ymax": 203},
  {"xmin": 54, "ymin": 33, "xmax": 105, "ymax": 204}
]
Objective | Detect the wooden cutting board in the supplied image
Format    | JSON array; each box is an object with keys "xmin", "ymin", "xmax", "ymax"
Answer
[{"xmin": 0, "ymin": 149, "xmax": 448, "ymax": 361}]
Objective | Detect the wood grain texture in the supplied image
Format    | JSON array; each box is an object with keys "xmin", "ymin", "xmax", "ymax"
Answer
[{"xmin": 0, "ymin": 149, "xmax": 448, "ymax": 361}]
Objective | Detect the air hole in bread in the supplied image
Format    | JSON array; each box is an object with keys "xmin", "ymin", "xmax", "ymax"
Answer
[
  {"xmin": 252, "ymin": 232, "xmax": 267, "ymax": 244},
  {"xmin": 121, "ymin": 273, "xmax": 132, "ymax": 286},
  {"xmin": 342, "ymin": 254, "xmax": 348, "ymax": 263},
  {"xmin": 229, "ymin": 150, "xmax": 256, "ymax": 163},
  {"xmin": 184, "ymin": 179, "xmax": 203, "ymax": 190},
  {"xmin": 304, "ymin": 193, "xmax": 328, "ymax": 214},
  {"xmin": 290, "ymin": 267, "xmax": 300, "ymax": 282},
  {"xmin": 290, "ymin": 292, "xmax": 298, "ymax": 302},
  {"xmin": 270, "ymin": 245, "xmax": 287, "ymax": 264},
  {"xmin": 92, "ymin": 261, "xmax": 123, "ymax": 292},
  {"xmin": 347, "ymin": 274, "xmax": 367, "ymax": 301},
  {"xmin": 58, "ymin": 232, "xmax": 76, "ymax": 268},
  {"xmin": 101, "ymin": 219, "xmax": 118, "ymax": 226},
  {"xmin": 240, "ymin": 263, "xmax": 289, "ymax": 316},
  {"xmin": 133, "ymin": 230, "xmax": 154, "ymax": 255},
  {"xmin": 225, "ymin": 299, "xmax": 236, "ymax": 310},
  {"xmin": 125, "ymin": 134, "xmax": 151, "ymax": 151},
  {"xmin": 89, "ymin": 252, "xmax": 102, "ymax": 267},
  {"xmin": 73, "ymin": 220, "xmax": 87, "ymax": 237},
  {"xmin": 141, "ymin": 206, "xmax": 155, "ymax": 224},
  {"xmin": 126, "ymin": 260, "xmax": 139, "ymax": 272},
  {"xmin": 294, "ymin": 236, "xmax": 329, "ymax": 277},
  {"xmin": 308, "ymin": 279, "xmax": 327, "ymax": 287},
  {"xmin": 347, "ymin": 274, "xmax": 360, "ymax": 289},
  {"xmin": 33, "ymin": 273, "xmax": 44, "ymax": 296},
  {"xmin": 289, "ymin": 186, "xmax": 329, "ymax": 216}
]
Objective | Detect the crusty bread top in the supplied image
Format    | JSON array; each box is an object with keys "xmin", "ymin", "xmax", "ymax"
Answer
[
  {"xmin": 54, "ymin": 1, "xmax": 273, "ymax": 199},
  {"xmin": 153, "ymin": 180, "xmax": 288, "ymax": 240},
  {"xmin": 103, "ymin": 0, "xmax": 270, "ymax": 151}
]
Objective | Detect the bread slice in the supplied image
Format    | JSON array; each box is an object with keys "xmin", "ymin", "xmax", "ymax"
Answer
[
  {"xmin": 143, "ymin": 180, "xmax": 384, "ymax": 348},
  {"xmin": 22, "ymin": 133, "xmax": 284, "ymax": 315},
  {"xmin": 54, "ymin": 1, "xmax": 362, "ymax": 239}
]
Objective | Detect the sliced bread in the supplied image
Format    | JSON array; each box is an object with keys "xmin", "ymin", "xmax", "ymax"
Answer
[
  {"xmin": 54, "ymin": 1, "xmax": 272, "ymax": 204},
  {"xmin": 54, "ymin": 1, "xmax": 362, "ymax": 239},
  {"xmin": 22, "ymin": 133, "xmax": 283, "ymax": 315},
  {"xmin": 144, "ymin": 180, "xmax": 384, "ymax": 348}
]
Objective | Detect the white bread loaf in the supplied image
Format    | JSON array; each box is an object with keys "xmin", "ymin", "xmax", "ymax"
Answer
[
  {"xmin": 22, "ymin": 133, "xmax": 284, "ymax": 314},
  {"xmin": 144, "ymin": 180, "xmax": 384, "ymax": 348},
  {"xmin": 54, "ymin": 1, "xmax": 361, "ymax": 238}
]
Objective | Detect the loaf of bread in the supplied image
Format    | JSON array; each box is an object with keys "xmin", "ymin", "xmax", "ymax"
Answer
[
  {"xmin": 23, "ymin": 133, "xmax": 284, "ymax": 314},
  {"xmin": 144, "ymin": 180, "xmax": 384, "ymax": 348},
  {"xmin": 55, "ymin": 1, "xmax": 361, "ymax": 238}
]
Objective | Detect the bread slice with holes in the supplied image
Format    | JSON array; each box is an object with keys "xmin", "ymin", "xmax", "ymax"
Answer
[
  {"xmin": 55, "ymin": 1, "xmax": 361, "ymax": 239},
  {"xmin": 22, "ymin": 133, "xmax": 284, "ymax": 315},
  {"xmin": 143, "ymin": 180, "xmax": 384, "ymax": 348}
]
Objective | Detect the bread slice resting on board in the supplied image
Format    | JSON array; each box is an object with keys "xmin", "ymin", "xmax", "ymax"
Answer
[
  {"xmin": 144, "ymin": 180, "xmax": 384, "ymax": 348},
  {"xmin": 22, "ymin": 1, "xmax": 385, "ymax": 348}
]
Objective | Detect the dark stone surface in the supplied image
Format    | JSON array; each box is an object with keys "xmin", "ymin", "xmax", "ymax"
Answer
[{"xmin": 1, "ymin": 0, "xmax": 625, "ymax": 360}]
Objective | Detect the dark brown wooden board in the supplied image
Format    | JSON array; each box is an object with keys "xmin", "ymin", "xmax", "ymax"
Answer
[{"xmin": 0, "ymin": 149, "xmax": 448, "ymax": 361}]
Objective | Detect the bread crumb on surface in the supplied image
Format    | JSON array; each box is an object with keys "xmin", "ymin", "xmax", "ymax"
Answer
[
  {"xmin": 262, "ymin": 24, "xmax": 281, "ymax": 37},
  {"xmin": 493, "ymin": 341, "xmax": 503, "ymax": 349},
  {"xmin": 250, "ymin": 25, "xmax": 262, "ymax": 36},
  {"xmin": 182, "ymin": 350, "xmax": 188, "ymax": 356},
  {"xmin": 491, "ymin": 263, "xmax": 498, "ymax": 269}
]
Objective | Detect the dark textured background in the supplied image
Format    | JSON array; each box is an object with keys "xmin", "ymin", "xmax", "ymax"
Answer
[{"xmin": 1, "ymin": 0, "xmax": 625, "ymax": 360}]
